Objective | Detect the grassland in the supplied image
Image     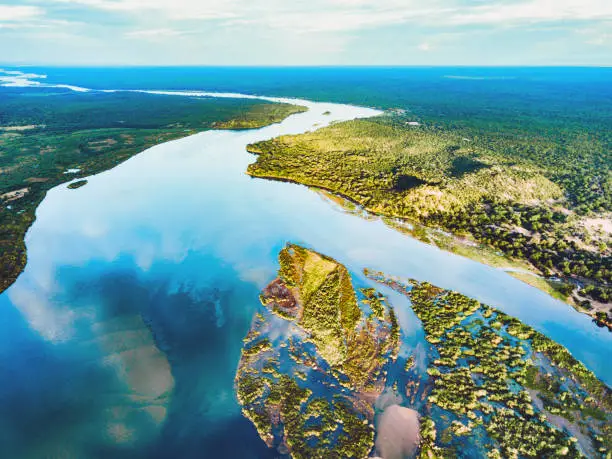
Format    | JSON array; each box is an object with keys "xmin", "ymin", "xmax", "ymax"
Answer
[
  {"xmin": 246, "ymin": 115, "xmax": 611, "ymax": 326},
  {"xmin": 367, "ymin": 270, "xmax": 611, "ymax": 458},
  {"xmin": 0, "ymin": 87, "xmax": 306, "ymax": 293}
]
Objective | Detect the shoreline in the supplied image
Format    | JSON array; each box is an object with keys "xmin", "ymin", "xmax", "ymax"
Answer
[
  {"xmin": 246, "ymin": 169, "xmax": 609, "ymax": 330},
  {"xmin": 0, "ymin": 88, "xmax": 310, "ymax": 297},
  {"xmin": 4, "ymin": 75, "xmax": 609, "ymax": 372},
  {"xmin": 2, "ymin": 70, "xmax": 610, "ymax": 456}
]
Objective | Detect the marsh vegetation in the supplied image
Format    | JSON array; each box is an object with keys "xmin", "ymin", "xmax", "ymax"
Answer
[
  {"xmin": 235, "ymin": 244, "xmax": 401, "ymax": 458},
  {"xmin": 367, "ymin": 271, "xmax": 611, "ymax": 458}
]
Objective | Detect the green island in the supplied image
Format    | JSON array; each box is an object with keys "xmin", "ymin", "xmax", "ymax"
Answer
[
  {"xmin": 236, "ymin": 244, "xmax": 611, "ymax": 457},
  {"xmin": 212, "ymin": 103, "xmax": 307, "ymax": 129},
  {"xmin": 0, "ymin": 87, "xmax": 306, "ymax": 293},
  {"xmin": 246, "ymin": 115, "xmax": 611, "ymax": 328},
  {"xmin": 366, "ymin": 270, "xmax": 612, "ymax": 458},
  {"xmin": 67, "ymin": 179, "xmax": 87, "ymax": 189},
  {"xmin": 235, "ymin": 243, "xmax": 400, "ymax": 458}
]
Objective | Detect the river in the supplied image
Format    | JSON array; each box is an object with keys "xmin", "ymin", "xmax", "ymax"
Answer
[{"xmin": 0, "ymin": 85, "xmax": 609, "ymax": 458}]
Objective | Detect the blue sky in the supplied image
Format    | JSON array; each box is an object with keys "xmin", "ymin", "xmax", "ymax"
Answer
[{"xmin": 0, "ymin": 0, "xmax": 610, "ymax": 65}]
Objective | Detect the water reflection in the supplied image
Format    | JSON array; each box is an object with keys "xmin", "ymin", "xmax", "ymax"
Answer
[
  {"xmin": 0, "ymin": 97, "xmax": 609, "ymax": 457},
  {"xmin": 0, "ymin": 266, "xmax": 174, "ymax": 458}
]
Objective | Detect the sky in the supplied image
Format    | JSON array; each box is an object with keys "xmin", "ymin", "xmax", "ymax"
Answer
[{"xmin": 0, "ymin": 0, "xmax": 610, "ymax": 66}]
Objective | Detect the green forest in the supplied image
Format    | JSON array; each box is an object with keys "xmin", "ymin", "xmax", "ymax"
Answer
[{"xmin": 247, "ymin": 112, "xmax": 611, "ymax": 326}]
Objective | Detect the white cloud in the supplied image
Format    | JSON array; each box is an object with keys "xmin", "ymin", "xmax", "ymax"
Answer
[
  {"xmin": 586, "ymin": 33, "xmax": 609, "ymax": 45},
  {"xmin": 418, "ymin": 42, "xmax": 431, "ymax": 51},
  {"xmin": 0, "ymin": 5, "xmax": 44, "ymax": 22},
  {"xmin": 576, "ymin": 24, "xmax": 612, "ymax": 46},
  {"xmin": 47, "ymin": 0, "xmax": 612, "ymax": 29},
  {"xmin": 0, "ymin": 5, "xmax": 83, "ymax": 34},
  {"xmin": 125, "ymin": 27, "xmax": 188, "ymax": 39},
  {"xmin": 8, "ymin": 282, "xmax": 76, "ymax": 342},
  {"xmin": 449, "ymin": 0, "xmax": 612, "ymax": 25},
  {"xmin": 260, "ymin": 10, "xmax": 401, "ymax": 33},
  {"xmin": 51, "ymin": 0, "xmax": 239, "ymax": 20},
  {"xmin": 0, "ymin": 18, "xmax": 80, "ymax": 30}
]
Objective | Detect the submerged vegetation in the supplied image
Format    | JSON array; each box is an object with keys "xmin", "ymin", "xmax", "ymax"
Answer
[
  {"xmin": 247, "ymin": 115, "xmax": 611, "ymax": 325},
  {"xmin": 367, "ymin": 270, "xmax": 612, "ymax": 458},
  {"xmin": 236, "ymin": 244, "xmax": 400, "ymax": 458},
  {"xmin": 0, "ymin": 87, "xmax": 305, "ymax": 293}
]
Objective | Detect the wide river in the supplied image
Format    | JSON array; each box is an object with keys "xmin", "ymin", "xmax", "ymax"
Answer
[{"xmin": 0, "ymin": 89, "xmax": 610, "ymax": 458}]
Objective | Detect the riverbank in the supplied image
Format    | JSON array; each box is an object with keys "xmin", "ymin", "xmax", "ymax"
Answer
[
  {"xmin": 246, "ymin": 116, "xmax": 611, "ymax": 328},
  {"xmin": 247, "ymin": 171, "xmax": 610, "ymax": 329},
  {"xmin": 212, "ymin": 104, "xmax": 307, "ymax": 129},
  {"xmin": 0, "ymin": 85, "xmax": 307, "ymax": 294},
  {"xmin": 383, "ymin": 216, "xmax": 612, "ymax": 331}
]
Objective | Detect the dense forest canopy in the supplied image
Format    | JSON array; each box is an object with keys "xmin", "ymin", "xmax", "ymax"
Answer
[{"xmin": 246, "ymin": 77, "xmax": 611, "ymax": 324}]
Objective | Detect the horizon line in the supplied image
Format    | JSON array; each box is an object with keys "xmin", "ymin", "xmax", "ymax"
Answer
[{"xmin": 1, "ymin": 64, "xmax": 611, "ymax": 69}]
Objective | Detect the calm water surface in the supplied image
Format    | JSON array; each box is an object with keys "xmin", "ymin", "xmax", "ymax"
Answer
[{"xmin": 0, "ymin": 91, "xmax": 610, "ymax": 458}]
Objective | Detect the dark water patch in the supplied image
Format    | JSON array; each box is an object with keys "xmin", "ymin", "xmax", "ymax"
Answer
[
  {"xmin": 0, "ymin": 249, "xmax": 267, "ymax": 458},
  {"xmin": 150, "ymin": 415, "xmax": 275, "ymax": 459}
]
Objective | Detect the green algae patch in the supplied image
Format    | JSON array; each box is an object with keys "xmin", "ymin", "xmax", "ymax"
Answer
[
  {"xmin": 235, "ymin": 244, "xmax": 400, "ymax": 458},
  {"xmin": 367, "ymin": 271, "xmax": 611, "ymax": 458}
]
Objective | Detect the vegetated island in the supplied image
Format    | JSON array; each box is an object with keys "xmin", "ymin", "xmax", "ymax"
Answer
[
  {"xmin": 236, "ymin": 244, "xmax": 610, "ymax": 458},
  {"xmin": 235, "ymin": 243, "xmax": 401, "ymax": 458},
  {"xmin": 366, "ymin": 269, "xmax": 611, "ymax": 458},
  {"xmin": 67, "ymin": 179, "xmax": 87, "ymax": 189},
  {"xmin": 0, "ymin": 87, "xmax": 306, "ymax": 294},
  {"xmin": 245, "ymin": 115, "xmax": 611, "ymax": 329},
  {"xmin": 212, "ymin": 104, "xmax": 307, "ymax": 129}
]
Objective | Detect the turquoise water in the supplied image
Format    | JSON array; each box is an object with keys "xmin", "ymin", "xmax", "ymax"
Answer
[{"xmin": 0, "ymin": 83, "xmax": 610, "ymax": 457}]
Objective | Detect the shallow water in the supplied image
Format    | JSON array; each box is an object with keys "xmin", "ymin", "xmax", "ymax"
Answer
[{"xmin": 0, "ymin": 89, "xmax": 610, "ymax": 458}]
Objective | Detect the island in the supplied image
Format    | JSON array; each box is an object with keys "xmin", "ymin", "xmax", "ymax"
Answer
[
  {"xmin": 245, "ymin": 115, "xmax": 611, "ymax": 328},
  {"xmin": 67, "ymin": 179, "xmax": 88, "ymax": 189},
  {"xmin": 212, "ymin": 103, "xmax": 307, "ymax": 129},
  {"xmin": 235, "ymin": 244, "xmax": 400, "ymax": 458},
  {"xmin": 367, "ymin": 270, "xmax": 611, "ymax": 458},
  {"xmin": 236, "ymin": 244, "xmax": 611, "ymax": 457}
]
